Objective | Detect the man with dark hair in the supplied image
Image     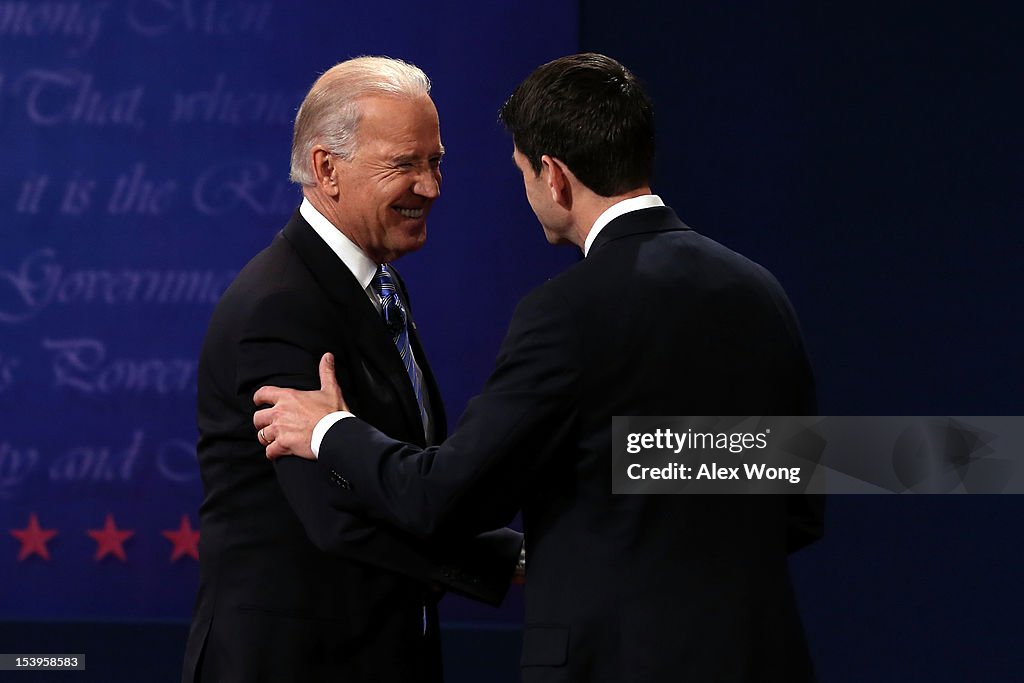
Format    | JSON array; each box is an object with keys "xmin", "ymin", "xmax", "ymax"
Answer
[
  {"xmin": 255, "ymin": 53, "xmax": 821, "ymax": 681},
  {"xmin": 500, "ymin": 52, "xmax": 655, "ymax": 197}
]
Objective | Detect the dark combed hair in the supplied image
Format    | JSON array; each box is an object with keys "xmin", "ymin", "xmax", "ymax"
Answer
[{"xmin": 498, "ymin": 53, "xmax": 655, "ymax": 197}]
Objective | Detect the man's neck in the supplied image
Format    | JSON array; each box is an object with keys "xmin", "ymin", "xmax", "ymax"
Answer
[
  {"xmin": 299, "ymin": 196, "xmax": 379, "ymax": 291},
  {"xmin": 303, "ymin": 190, "xmax": 344, "ymax": 234}
]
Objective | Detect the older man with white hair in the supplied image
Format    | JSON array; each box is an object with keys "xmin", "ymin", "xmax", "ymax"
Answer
[{"xmin": 182, "ymin": 57, "xmax": 522, "ymax": 683}]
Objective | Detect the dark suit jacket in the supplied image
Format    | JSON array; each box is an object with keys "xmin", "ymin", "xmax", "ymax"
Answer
[
  {"xmin": 316, "ymin": 206, "xmax": 822, "ymax": 682},
  {"xmin": 182, "ymin": 211, "xmax": 521, "ymax": 683}
]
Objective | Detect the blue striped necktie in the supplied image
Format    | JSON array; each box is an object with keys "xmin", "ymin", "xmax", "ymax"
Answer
[{"xmin": 372, "ymin": 264, "xmax": 427, "ymax": 431}]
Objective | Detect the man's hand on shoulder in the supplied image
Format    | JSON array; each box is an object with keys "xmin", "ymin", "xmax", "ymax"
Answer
[{"xmin": 254, "ymin": 352, "xmax": 348, "ymax": 460}]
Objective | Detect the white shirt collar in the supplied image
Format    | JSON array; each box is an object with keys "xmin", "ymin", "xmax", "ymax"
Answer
[
  {"xmin": 583, "ymin": 194, "xmax": 665, "ymax": 257},
  {"xmin": 299, "ymin": 197, "xmax": 378, "ymax": 290}
]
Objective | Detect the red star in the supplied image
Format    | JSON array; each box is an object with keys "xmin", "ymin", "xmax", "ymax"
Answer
[
  {"xmin": 86, "ymin": 514, "xmax": 134, "ymax": 562},
  {"xmin": 10, "ymin": 513, "xmax": 58, "ymax": 561},
  {"xmin": 162, "ymin": 515, "xmax": 199, "ymax": 562}
]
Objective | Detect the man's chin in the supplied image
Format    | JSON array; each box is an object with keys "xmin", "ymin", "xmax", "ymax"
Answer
[{"xmin": 388, "ymin": 230, "xmax": 427, "ymax": 260}]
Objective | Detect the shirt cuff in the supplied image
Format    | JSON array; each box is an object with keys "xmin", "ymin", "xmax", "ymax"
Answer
[{"xmin": 311, "ymin": 411, "xmax": 354, "ymax": 458}]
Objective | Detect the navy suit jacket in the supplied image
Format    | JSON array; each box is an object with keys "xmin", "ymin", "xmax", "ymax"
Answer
[
  {"xmin": 317, "ymin": 206, "xmax": 821, "ymax": 682},
  {"xmin": 183, "ymin": 211, "xmax": 521, "ymax": 683}
]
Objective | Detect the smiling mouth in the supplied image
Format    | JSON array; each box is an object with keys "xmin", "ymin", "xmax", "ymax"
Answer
[{"xmin": 395, "ymin": 207, "xmax": 425, "ymax": 219}]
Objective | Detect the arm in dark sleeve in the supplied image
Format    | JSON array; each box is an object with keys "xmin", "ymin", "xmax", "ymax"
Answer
[
  {"xmin": 239, "ymin": 289, "xmax": 521, "ymax": 604},
  {"xmin": 316, "ymin": 285, "xmax": 579, "ymax": 540}
]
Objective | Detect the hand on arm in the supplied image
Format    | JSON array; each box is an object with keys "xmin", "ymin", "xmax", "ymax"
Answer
[
  {"xmin": 246, "ymin": 340, "xmax": 519, "ymax": 603},
  {"xmin": 254, "ymin": 352, "xmax": 349, "ymax": 459},
  {"xmin": 312, "ymin": 285, "xmax": 578, "ymax": 540}
]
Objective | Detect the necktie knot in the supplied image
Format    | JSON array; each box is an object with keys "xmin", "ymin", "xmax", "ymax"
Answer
[{"xmin": 373, "ymin": 264, "xmax": 407, "ymax": 336}]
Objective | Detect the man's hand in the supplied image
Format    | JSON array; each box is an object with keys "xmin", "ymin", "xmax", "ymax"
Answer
[{"xmin": 253, "ymin": 352, "xmax": 348, "ymax": 460}]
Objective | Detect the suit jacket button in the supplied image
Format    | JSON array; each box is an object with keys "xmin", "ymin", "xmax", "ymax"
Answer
[{"xmin": 328, "ymin": 469, "xmax": 350, "ymax": 489}]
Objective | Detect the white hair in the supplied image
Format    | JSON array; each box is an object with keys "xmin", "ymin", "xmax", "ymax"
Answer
[{"xmin": 289, "ymin": 56, "xmax": 432, "ymax": 185}]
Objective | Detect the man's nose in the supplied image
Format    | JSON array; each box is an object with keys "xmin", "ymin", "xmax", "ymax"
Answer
[{"xmin": 414, "ymin": 170, "xmax": 440, "ymax": 199}]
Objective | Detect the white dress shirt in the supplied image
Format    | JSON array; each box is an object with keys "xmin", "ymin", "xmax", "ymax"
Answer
[
  {"xmin": 583, "ymin": 194, "xmax": 664, "ymax": 257},
  {"xmin": 299, "ymin": 198, "xmax": 431, "ymax": 453},
  {"xmin": 300, "ymin": 198, "xmax": 380, "ymax": 310}
]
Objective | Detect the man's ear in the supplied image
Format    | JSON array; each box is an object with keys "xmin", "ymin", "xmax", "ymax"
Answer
[
  {"xmin": 540, "ymin": 154, "xmax": 573, "ymax": 209},
  {"xmin": 312, "ymin": 147, "xmax": 340, "ymax": 197}
]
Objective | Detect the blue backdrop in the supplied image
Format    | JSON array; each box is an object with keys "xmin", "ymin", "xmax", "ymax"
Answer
[{"xmin": 1, "ymin": 0, "xmax": 576, "ymax": 626}]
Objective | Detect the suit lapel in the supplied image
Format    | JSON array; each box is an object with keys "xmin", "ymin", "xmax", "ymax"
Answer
[{"xmin": 280, "ymin": 212, "xmax": 427, "ymax": 440}]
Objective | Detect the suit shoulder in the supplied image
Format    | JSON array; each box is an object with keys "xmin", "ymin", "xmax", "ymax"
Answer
[
  {"xmin": 515, "ymin": 268, "xmax": 580, "ymax": 315},
  {"xmin": 592, "ymin": 225, "xmax": 787, "ymax": 290},
  {"xmin": 216, "ymin": 233, "xmax": 338, "ymax": 317},
  {"xmin": 202, "ymin": 235, "xmax": 329, "ymax": 351},
  {"xmin": 227, "ymin": 234, "xmax": 310, "ymax": 294}
]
